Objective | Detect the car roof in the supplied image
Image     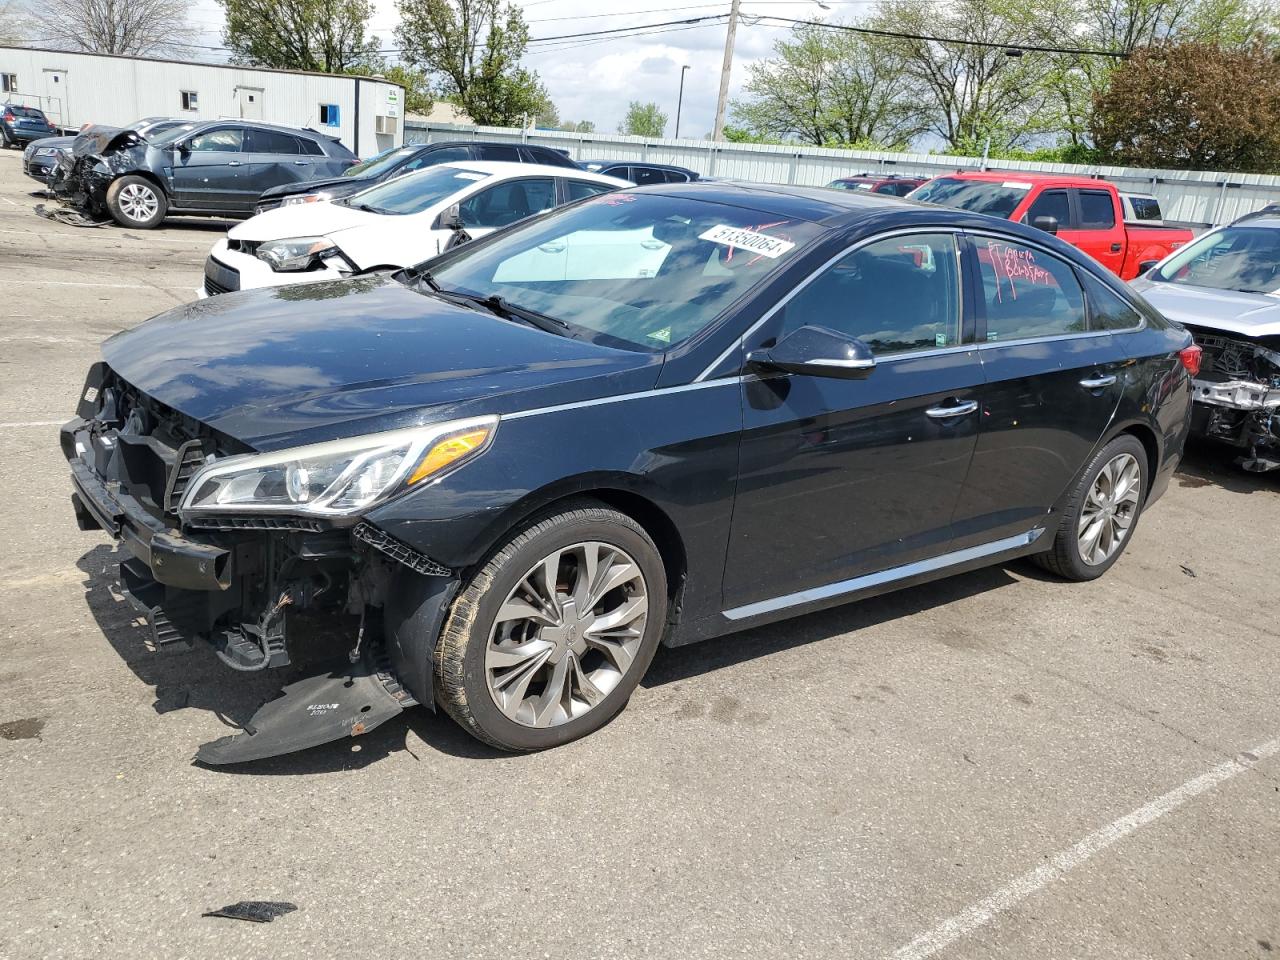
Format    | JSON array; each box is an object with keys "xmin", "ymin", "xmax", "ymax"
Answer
[
  {"xmin": 582, "ymin": 159, "xmax": 694, "ymax": 172},
  {"xmin": 941, "ymin": 170, "xmax": 1112, "ymax": 189},
  {"xmin": 187, "ymin": 118, "xmax": 329, "ymax": 139},
  {"xmin": 437, "ymin": 160, "xmax": 629, "ymax": 185},
  {"xmin": 640, "ymin": 179, "xmax": 921, "ymax": 225}
]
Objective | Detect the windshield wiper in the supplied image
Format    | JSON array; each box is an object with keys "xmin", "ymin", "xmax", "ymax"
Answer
[{"xmin": 472, "ymin": 294, "xmax": 571, "ymax": 335}]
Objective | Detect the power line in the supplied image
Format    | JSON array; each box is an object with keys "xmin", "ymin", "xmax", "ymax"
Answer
[{"xmin": 756, "ymin": 15, "xmax": 1130, "ymax": 57}]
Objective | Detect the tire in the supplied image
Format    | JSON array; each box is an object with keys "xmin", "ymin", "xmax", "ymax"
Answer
[
  {"xmin": 105, "ymin": 175, "xmax": 168, "ymax": 229},
  {"xmin": 1034, "ymin": 434, "xmax": 1148, "ymax": 582},
  {"xmin": 434, "ymin": 502, "xmax": 668, "ymax": 751},
  {"xmin": 1, "ymin": 130, "xmax": 12, "ymax": 149}
]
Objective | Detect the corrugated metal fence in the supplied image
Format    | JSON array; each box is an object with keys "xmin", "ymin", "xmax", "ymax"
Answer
[{"xmin": 406, "ymin": 121, "xmax": 1280, "ymax": 227}]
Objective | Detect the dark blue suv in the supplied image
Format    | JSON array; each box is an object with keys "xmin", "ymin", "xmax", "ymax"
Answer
[{"xmin": 1, "ymin": 104, "xmax": 56, "ymax": 148}]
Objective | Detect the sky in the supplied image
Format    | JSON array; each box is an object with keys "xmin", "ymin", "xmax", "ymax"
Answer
[{"xmin": 181, "ymin": 0, "xmax": 880, "ymax": 137}]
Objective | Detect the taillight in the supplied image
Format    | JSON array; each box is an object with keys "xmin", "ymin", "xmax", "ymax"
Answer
[
  {"xmin": 2, "ymin": 112, "xmax": 13, "ymax": 122},
  {"xmin": 1179, "ymin": 344, "xmax": 1202, "ymax": 376}
]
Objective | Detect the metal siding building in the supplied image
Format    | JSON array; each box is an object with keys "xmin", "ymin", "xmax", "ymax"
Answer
[{"xmin": 0, "ymin": 46, "xmax": 403, "ymax": 157}]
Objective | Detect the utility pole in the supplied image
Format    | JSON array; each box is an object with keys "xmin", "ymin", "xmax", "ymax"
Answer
[
  {"xmin": 712, "ymin": 0, "xmax": 741, "ymax": 142},
  {"xmin": 675, "ymin": 64, "xmax": 690, "ymax": 139}
]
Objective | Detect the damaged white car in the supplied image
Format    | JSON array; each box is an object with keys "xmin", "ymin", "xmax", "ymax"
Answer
[{"xmin": 1133, "ymin": 211, "xmax": 1280, "ymax": 472}]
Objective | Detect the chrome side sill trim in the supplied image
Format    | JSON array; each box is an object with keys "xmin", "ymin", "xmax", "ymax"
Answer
[{"xmin": 721, "ymin": 527, "xmax": 1046, "ymax": 621}]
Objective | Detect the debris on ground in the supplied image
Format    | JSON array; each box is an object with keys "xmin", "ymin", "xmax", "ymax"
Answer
[
  {"xmin": 202, "ymin": 901, "xmax": 298, "ymax": 923},
  {"xmin": 1180, "ymin": 564, "xmax": 1197, "ymax": 578},
  {"xmin": 34, "ymin": 203, "xmax": 110, "ymax": 228}
]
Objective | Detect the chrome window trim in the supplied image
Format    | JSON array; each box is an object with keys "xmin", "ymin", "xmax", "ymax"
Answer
[
  {"xmin": 963, "ymin": 227, "xmax": 1147, "ymax": 337},
  {"xmin": 504, "ymin": 376, "xmax": 744, "ymax": 421},
  {"xmin": 722, "ymin": 527, "xmax": 1046, "ymax": 621},
  {"xmin": 694, "ymin": 226, "xmax": 969, "ymax": 382}
]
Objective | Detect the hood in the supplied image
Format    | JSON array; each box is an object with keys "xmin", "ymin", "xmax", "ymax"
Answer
[
  {"xmin": 259, "ymin": 176, "xmax": 372, "ymax": 201},
  {"xmin": 101, "ymin": 275, "xmax": 660, "ymax": 451},
  {"xmin": 229, "ymin": 201, "xmax": 381, "ymax": 243},
  {"xmin": 1131, "ymin": 278, "xmax": 1280, "ymax": 339},
  {"xmin": 71, "ymin": 125, "xmax": 144, "ymax": 158}
]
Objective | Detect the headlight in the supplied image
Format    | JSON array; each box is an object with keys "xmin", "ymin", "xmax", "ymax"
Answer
[
  {"xmin": 36, "ymin": 146, "xmax": 62, "ymax": 157},
  {"xmin": 280, "ymin": 192, "xmax": 331, "ymax": 207},
  {"xmin": 255, "ymin": 236, "xmax": 341, "ymax": 272},
  {"xmin": 179, "ymin": 417, "xmax": 497, "ymax": 517}
]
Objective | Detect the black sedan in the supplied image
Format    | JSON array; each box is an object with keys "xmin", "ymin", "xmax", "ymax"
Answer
[
  {"xmin": 253, "ymin": 140, "xmax": 581, "ymax": 214},
  {"xmin": 60, "ymin": 183, "xmax": 1197, "ymax": 761},
  {"xmin": 580, "ymin": 159, "xmax": 698, "ymax": 185}
]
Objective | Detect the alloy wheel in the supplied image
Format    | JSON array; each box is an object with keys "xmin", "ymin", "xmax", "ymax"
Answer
[
  {"xmin": 485, "ymin": 541, "xmax": 649, "ymax": 728},
  {"xmin": 1078, "ymin": 452, "xmax": 1141, "ymax": 566},
  {"xmin": 118, "ymin": 183, "xmax": 159, "ymax": 222}
]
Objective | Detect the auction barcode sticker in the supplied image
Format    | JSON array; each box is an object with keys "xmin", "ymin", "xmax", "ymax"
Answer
[{"xmin": 699, "ymin": 224, "xmax": 796, "ymax": 259}]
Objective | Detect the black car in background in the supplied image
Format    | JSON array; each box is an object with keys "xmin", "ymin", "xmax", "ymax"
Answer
[
  {"xmin": 23, "ymin": 117, "xmax": 198, "ymax": 183},
  {"xmin": 50, "ymin": 119, "xmax": 358, "ymax": 228},
  {"xmin": 580, "ymin": 159, "xmax": 698, "ymax": 185},
  {"xmin": 61, "ymin": 181, "xmax": 1197, "ymax": 761},
  {"xmin": 2, "ymin": 104, "xmax": 56, "ymax": 148},
  {"xmin": 826, "ymin": 174, "xmax": 927, "ymax": 196},
  {"xmin": 254, "ymin": 140, "xmax": 582, "ymax": 213}
]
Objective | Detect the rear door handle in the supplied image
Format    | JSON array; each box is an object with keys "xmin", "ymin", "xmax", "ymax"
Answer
[
  {"xmin": 925, "ymin": 400, "xmax": 979, "ymax": 419},
  {"xmin": 1110, "ymin": 242, "xmax": 1122, "ymax": 252},
  {"xmin": 294, "ymin": 160, "xmax": 310, "ymax": 165},
  {"xmin": 227, "ymin": 160, "xmax": 242, "ymax": 167},
  {"xmin": 1079, "ymin": 374, "xmax": 1117, "ymax": 389}
]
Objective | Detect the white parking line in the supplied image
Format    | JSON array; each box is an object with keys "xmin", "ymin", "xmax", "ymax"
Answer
[
  {"xmin": 4, "ymin": 279, "xmax": 148, "ymax": 289},
  {"xmin": 891, "ymin": 737, "xmax": 1280, "ymax": 960},
  {"xmin": 0, "ymin": 197, "xmax": 18, "ymax": 206},
  {"xmin": 0, "ymin": 420, "xmax": 64, "ymax": 428}
]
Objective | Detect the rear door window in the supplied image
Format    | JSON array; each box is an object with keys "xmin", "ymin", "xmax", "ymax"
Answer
[
  {"xmin": 630, "ymin": 166, "xmax": 669, "ymax": 187},
  {"xmin": 404, "ymin": 145, "xmax": 471, "ymax": 171},
  {"xmin": 246, "ymin": 129, "xmax": 299, "ymax": 154},
  {"xmin": 297, "ymin": 137, "xmax": 325, "ymax": 157},
  {"xmin": 1078, "ymin": 190, "xmax": 1116, "ymax": 229},
  {"xmin": 974, "ymin": 236, "xmax": 1086, "ymax": 341},
  {"xmin": 478, "ymin": 143, "xmax": 520, "ymax": 162},
  {"xmin": 566, "ymin": 179, "xmax": 615, "ymax": 201}
]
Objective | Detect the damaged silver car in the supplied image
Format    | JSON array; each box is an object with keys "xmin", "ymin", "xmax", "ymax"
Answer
[{"xmin": 1133, "ymin": 210, "xmax": 1280, "ymax": 472}]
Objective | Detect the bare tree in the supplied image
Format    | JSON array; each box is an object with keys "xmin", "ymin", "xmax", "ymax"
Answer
[
  {"xmin": 1, "ymin": 0, "xmax": 33, "ymax": 44},
  {"xmin": 28, "ymin": 0, "xmax": 191, "ymax": 56}
]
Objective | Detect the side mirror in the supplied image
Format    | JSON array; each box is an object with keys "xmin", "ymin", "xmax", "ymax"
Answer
[
  {"xmin": 175, "ymin": 139, "xmax": 190, "ymax": 154},
  {"xmin": 439, "ymin": 202, "xmax": 463, "ymax": 230},
  {"xmin": 747, "ymin": 325, "xmax": 876, "ymax": 380},
  {"xmin": 1030, "ymin": 215, "xmax": 1059, "ymax": 235},
  {"xmin": 1137, "ymin": 259, "xmax": 1159, "ymax": 274}
]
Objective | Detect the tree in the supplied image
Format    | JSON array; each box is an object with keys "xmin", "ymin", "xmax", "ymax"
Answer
[
  {"xmin": 1091, "ymin": 41, "xmax": 1280, "ymax": 172},
  {"xmin": 0, "ymin": 0, "xmax": 31, "ymax": 43},
  {"xmin": 619, "ymin": 101, "xmax": 667, "ymax": 137},
  {"xmin": 730, "ymin": 22, "xmax": 927, "ymax": 148},
  {"xmin": 28, "ymin": 0, "xmax": 190, "ymax": 56},
  {"xmin": 395, "ymin": 0, "xmax": 548, "ymax": 125},
  {"xmin": 1043, "ymin": 0, "xmax": 1278, "ymax": 146},
  {"xmin": 219, "ymin": 0, "xmax": 380, "ymax": 73},
  {"xmin": 870, "ymin": 0, "xmax": 1066, "ymax": 152},
  {"xmin": 559, "ymin": 119, "xmax": 594, "ymax": 133}
]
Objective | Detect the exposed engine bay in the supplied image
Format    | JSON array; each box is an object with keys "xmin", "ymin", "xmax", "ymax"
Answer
[
  {"xmin": 47, "ymin": 127, "xmax": 145, "ymax": 221},
  {"xmin": 1186, "ymin": 325, "xmax": 1280, "ymax": 472},
  {"xmin": 61, "ymin": 366, "xmax": 445, "ymax": 763}
]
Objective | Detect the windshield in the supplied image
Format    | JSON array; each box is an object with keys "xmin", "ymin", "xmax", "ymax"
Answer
[
  {"xmin": 345, "ymin": 164, "xmax": 493, "ymax": 215},
  {"xmin": 907, "ymin": 177, "xmax": 1029, "ymax": 218},
  {"xmin": 344, "ymin": 146, "xmax": 417, "ymax": 178},
  {"xmin": 1151, "ymin": 226, "xmax": 1280, "ymax": 295},
  {"xmin": 424, "ymin": 193, "xmax": 825, "ymax": 352}
]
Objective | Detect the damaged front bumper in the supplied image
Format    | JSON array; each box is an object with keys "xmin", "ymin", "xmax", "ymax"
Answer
[
  {"xmin": 62, "ymin": 369, "xmax": 458, "ymax": 763},
  {"xmin": 1187, "ymin": 328, "xmax": 1280, "ymax": 472}
]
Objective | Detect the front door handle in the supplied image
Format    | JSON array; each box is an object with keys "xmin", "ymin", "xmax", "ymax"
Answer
[
  {"xmin": 1110, "ymin": 242, "xmax": 1122, "ymax": 252},
  {"xmin": 1079, "ymin": 374, "xmax": 1117, "ymax": 389},
  {"xmin": 227, "ymin": 160, "xmax": 242, "ymax": 167},
  {"xmin": 925, "ymin": 399, "xmax": 979, "ymax": 419},
  {"xmin": 294, "ymin": 160, "xmax": 310, "ymax": 165}
]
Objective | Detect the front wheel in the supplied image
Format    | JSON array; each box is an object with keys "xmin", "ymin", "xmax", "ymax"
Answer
[
  {"xmin": 1034, "ymin": 434, "xmax": 1148, "ymax": 581},
  {"xmin": 106, "ymin": 175, "xmax": 168, "ymax": 228},
  {"xmin": 434, "ymin": 503, "xmax": 668, "ymax": 751}
]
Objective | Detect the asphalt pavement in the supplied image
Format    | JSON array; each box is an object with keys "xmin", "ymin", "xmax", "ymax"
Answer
[{"xmin": 1, "ymin": 149, "xmax": 1277, "ymax": 960}]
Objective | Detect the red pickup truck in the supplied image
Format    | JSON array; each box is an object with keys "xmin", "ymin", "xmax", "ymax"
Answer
[{"xmin": 907, "ymin": 171, "xmax": 1193, "ymax": 280}]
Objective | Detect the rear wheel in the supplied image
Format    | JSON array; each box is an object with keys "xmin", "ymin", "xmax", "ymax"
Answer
[
  {"xmin": 106, "ymin": 175, "xmax": 167, "ymax": 229},
  {"xmin": 1034, "ymin": 434, "xmax": 1148, "ymax": 581},
  {"xmin": 434, "ymin": 503, "xmax": 667, "ymax": 751}
]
